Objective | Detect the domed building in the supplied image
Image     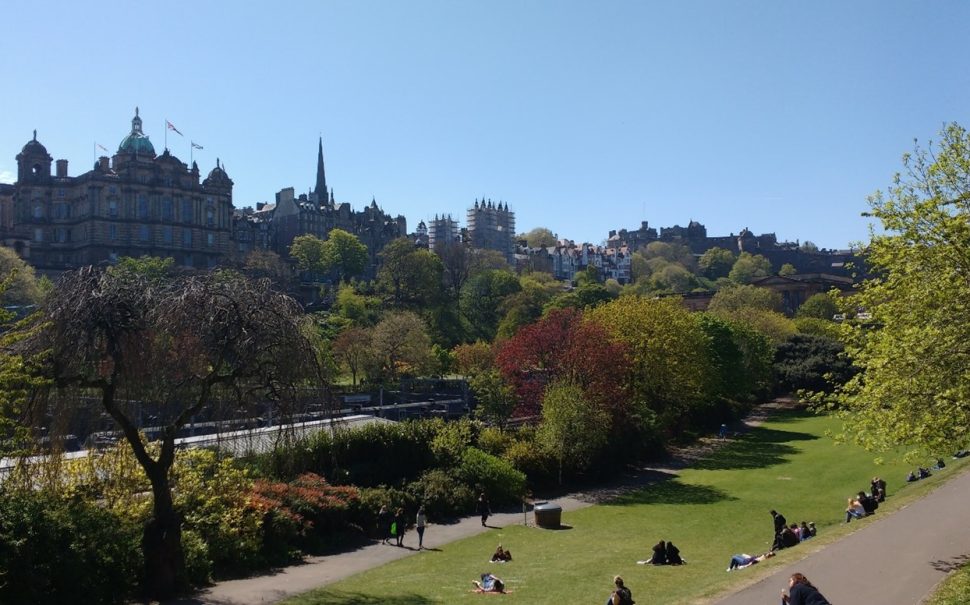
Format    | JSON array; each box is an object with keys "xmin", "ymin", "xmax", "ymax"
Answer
[{"xmin": 4, "ymin": 109, "xmax": 233, "ymax": 271}]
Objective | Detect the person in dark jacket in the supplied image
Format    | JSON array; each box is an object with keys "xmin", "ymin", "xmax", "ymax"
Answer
[
  {"xmin": 394, "ymin": 507, "xmax": 406, "ymax": 546},
  {"xmin": 781, "ymin": 572, "xmax": 831, "ymax": 605},
  {"xmin": 477, "ymin": 493, "xmax": 491, "ymax": 527},
  {"xmin": 665, "ymin": 541, "xmax": 683, "ymax": 565},
  {"xmin": 377, "ymin": 505, "xmax": 391, "ymax": 544},
  {"xmin": 650, "ymin": 540, "xmax": 667, "ymax": 565},
  {"xmin": 607, "ymin": 575, "xmax": 634, "ymax": 605}
]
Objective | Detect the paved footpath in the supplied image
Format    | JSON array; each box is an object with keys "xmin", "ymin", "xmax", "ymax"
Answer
[{"xmin": 715, "ymin": 465, "xmax": 970, "ymax": 605}]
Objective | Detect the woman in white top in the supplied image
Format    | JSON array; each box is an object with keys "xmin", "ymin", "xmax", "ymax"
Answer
[
  {"xmin": 845, "ymin": 497, "xmax": 866, "ymax": 522},
  {"xmin": 415, "ymin": 506, "xmax": 427, "ymax": 549}
]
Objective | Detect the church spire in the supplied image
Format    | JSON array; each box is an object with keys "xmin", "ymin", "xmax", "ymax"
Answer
[{"xmin": 314, "ymin": 136, "xmax": 327, "ymax": 202}]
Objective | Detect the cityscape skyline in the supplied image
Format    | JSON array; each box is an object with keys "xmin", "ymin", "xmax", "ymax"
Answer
[{"xmin": 1, "ymin": 1, "xmax": 968, "ymax": 250}]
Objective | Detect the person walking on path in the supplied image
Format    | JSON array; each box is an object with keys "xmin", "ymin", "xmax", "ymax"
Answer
[
  {"xmin": 377, "ymin": 505, "xmax": 391, "ymax": 545},
  {"xmin": 394, "ymin": 507, "xmax": 406, "ymax": 547},
  {"xmin": 780, "ymin": 572, "xmax": 831, "ymax": 605},
  {"xmin": 415, "ymin": 506, "xmax": 427, "ymax": 550},
  {"xmin": 477, "ymin": 493, "xmax": 491, "ymax": 527}
]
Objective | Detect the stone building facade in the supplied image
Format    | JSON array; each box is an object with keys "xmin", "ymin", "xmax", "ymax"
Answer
[
  {"xmin": 466, "ymin": 199, "xmax": 515, "ymax": 263},
  {"xmin": 3, "ymin": 109, "xmax": 233, "ymax": 271}
]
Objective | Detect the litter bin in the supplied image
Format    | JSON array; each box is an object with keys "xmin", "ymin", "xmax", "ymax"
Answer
[{"xmin": 533, "ymin": 502, "xmax": 562, "ymax": 528}]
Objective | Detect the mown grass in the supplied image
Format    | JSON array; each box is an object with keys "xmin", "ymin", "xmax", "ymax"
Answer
[
  {"xmin": 925, "ymin": 561, "xmax": 970, "ymax": 605},
  {"xmin": 281, "ymin": 409, "xmax": 966, "ymax": 605}
]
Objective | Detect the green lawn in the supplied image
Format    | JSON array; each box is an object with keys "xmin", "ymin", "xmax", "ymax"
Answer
[
  {"xmin": 281, "ymin": 409, "xmax": 966, "ymax": 605},
  {"xmin": 925, "ymin": 563, "xmax": 970, "ymax": 605}
]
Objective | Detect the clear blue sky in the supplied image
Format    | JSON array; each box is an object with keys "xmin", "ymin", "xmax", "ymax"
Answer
[{"xmin": 2, "ymin": 1, "xmax": 967, "ymax": 250}]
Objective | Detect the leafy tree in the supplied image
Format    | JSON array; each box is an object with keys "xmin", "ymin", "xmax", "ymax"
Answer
[
  {"xmin": 642, "ymin": 241, "xmax": 696, "ymax": 271},
  {"xmin": 435, "ymin": 241, "xmax": 472, "ymax": 301},
  {"xmin": 522, "ymin": 227, "xmax": 557, "ymax": 248},
  {"xmin": 242, "ymin": 249, "xmax": 293, "ymax": 287},
  {"xmin": 545, "ymin": 283, "xmax": 615, "ymax": 311},
  {"xmin": 589, "ymin": 297, "xmax": 710, "ymax": 435},
  {"xmin": 574, "ymin": 264, "xmax": 601, "ymax": 286},
  {"xmin": 778, "ymin": 263, "xmax": 797, "ymax": 276},
  {"xmin": 289, "ymin": 234, "xmax": 328, "ymax": 274},
  {"xmin": 460, "ymin": 270, "xmax": 521, "ymax": 341},
  {"xmin": 775, "ymin": 334, "xmax": 853, "ymax": 394},
  {"xmin": 334, "ymin": 283, "xmax": 380, "ymax": 326},
  {"xmin": 495, "ymin": 273, "xmax": 559, "ymax": 339},
  {"xmin": 831, "ymin": 123, "xmax": 970, "ymax": 456},
  {"xmin": 630, "ymin": 251, "xmax": 651, "ymax": 282},
  {"xmin": 794, "ymin": 317, "xmax": 842, "ymax": 339},
  {"xmin": 325, "ymin": 228, "xmax": 369, "ymax": 282},
  {"xmin": 377, "ymin": 238, "xmax": 444, "ymax": 309},
  {"xmin": 647, "ymin": 263, "xmax": 700, "ymax": 293},
  {"xmin": 728, "ymin": 252, "xmax": 772, "ymax": 284},
  {"xmin": 796, "ymin": 292, "xmax": 839, "ymax": 320},
  {"xmin": 708, "ymin": 284, "xmax": 783, "ymax": 314},
  {"xmin": 17, "ymin": 267, "xmax": 318, "ymax": 599},
  {"xmin": 537, "ymin": 380, "xmax": 609, "ymax": 484},
  {"xmin": 430, "ymin": 343, "xmax": 455, "ymax": 375},
  {"xmin": 698, "ymin": 247, "xmax": 736, "ymax": 280},
  {"xmin": 496, "ymin": 308, "xmax": 630, "ymax": 420},
  {"xmin": 366, "ymin": 311, "xmax": 432, "ymax": 382},
  {"xmin": 470, "ymin": 370, "xmax": 516, "ymax": 428},
  {"xmin": 453, "ymin": 341, "xmax": 494, "ymax": 376},
  {"xmin": 0, "ymin": 246, "xmax": 44, "ymax": 306},
  {"xmin": 800, "ymin": 241, "xmax": 819, "ymax": 252}
]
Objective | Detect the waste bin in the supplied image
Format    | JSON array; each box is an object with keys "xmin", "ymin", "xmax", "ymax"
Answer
[{"xmin": 533, "ymin": 502, "xmax": 562, "ymax": 528}]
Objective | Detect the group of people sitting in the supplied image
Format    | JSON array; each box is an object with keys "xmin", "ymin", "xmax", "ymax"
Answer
[
  {"xmin": 637, "ymin": 539, "xmax": 684, "ymax": 565},
  {"xmin": 845, "ymin": 490, "xmax": 879, "ymax": 522},
  {"xmin": 906, "ymin": 467, "xmax": 933, "ymax": 482},
  {"xmin": 770, "ymin": 510, "xmax": 816, "ymax": 551},
  {"xmin": 490, "ymin": 545, "xmax": 512, "ymax": 562}
]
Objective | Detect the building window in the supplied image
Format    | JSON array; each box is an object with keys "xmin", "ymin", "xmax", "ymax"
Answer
[
  {"xmin": 182, "ymin": 229, "xmax": 193, "ymax": 247},
  {"xmin": 161, "ymin": 198, "xmax": 173, "ymax": 221},
  {"xmin": 206, "ymin": 233, "xmax": 214, "ymax": 247},
  {"xmin": 205, "ymin": 207, "xmax": 215, "ymax": 227},
  {"xmin": 108, "ymin": 200, "xmax": 118, "ymax": 218},
  {"xmin": 162, "ymin": 226, "xmax": 173, "ymax": 244},
  {"xmin": 33, "ymin": 204, "xmax": 43, "ymax": 219},
  {"xmin": 137, "ymin": 194, "xmax": 149, "ymax": 219},
  {"xmin": 108, "ymin": 251, "xmax": 119, "ymax": 262},
  {"xmin": 138, "ymin": 225, "xmax": 150, "ymax": 242},
  {"xmin": 57, "ymin": 188, "xmax": 66, "ymax": 199},
  {"xmin": 109, "ymin": 224, "xmax": 118, "ymax": 241},
  {"xmin": 33, "ymin": 228, "xmax": 43, "ymax": 242},
  {"xmin": 184, "ymin": 253, "xmax": 193, "ymax": 268},
  {"xmin": 182, "ymin": 199, "xmax": 194, "ymax": 223}
]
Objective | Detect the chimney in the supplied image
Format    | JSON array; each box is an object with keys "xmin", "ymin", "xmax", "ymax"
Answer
[
  {"xmin": 99, "ymin": 156, "xmax": 110, "ymax": 172},
  {"xmin": 56, "ymin": 159, "xmax": 68, "ymax": 177}
]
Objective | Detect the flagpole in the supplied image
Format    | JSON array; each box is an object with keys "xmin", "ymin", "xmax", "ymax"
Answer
[{"xmin": 164, "ymin": 120, "xmax": 168, "ymax": 151}]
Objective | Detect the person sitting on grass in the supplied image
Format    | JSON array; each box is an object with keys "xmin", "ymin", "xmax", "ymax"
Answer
[
  {"xmin": 490, "ymin": 545, "xmax": 512, "ymax": 562},
  {"xmin": 845, "ymin": 497, "xmax": 866, "ymax": 522},
  {"xmin": 473, "ymin": 573, "xmax": 506, "ymax": 593},
  {"xmin": 607, "ymin": 575, "xmax": 635, "ymax": 605},
  {"xmin": 858, "ymin": 491, "xmax": 877, "ymax": 514},
  {"xmin": 907, "ymin": 471, "xmax": 918, "ymax": 482},
  {"xmin": 650, "ymin": 540, "xmax": 667, "ymax": 565},
  {"xmin": 799, "ymin": 522, "xmax": 813, "ymax": 539},
  {"xmin": 665, "ymin": 541, "xmax": 684, "ymax": 565},
  {"xmin": 918, "ymin": 466, "xmax": 932, "ymax": 479},
  {"xmin": 727, "ymin": 551, "xmax": 774, "ymax": 571}
]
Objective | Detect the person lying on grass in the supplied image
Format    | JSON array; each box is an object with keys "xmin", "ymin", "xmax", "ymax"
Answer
[
  {"xmin": 473, "ymin": 573, "xmax": 506, "ymax": 593},
  {"xmin": 726, "ymin": 551, "xmax": 775, "ymax": 571}
]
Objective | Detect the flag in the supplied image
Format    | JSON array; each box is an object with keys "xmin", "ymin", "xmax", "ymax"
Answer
[
  {"xmin": 166, "ymin": 120, "xmax": 183, "ymax": 136},
  {"xmin": 96, "ymin": 143, "xmax": 109, "ymax": 152},
  {"xmin": 191, "ymin": 141, "xmax": 203, "ymax": 150}
]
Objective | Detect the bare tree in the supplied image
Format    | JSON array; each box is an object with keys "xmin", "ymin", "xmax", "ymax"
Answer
[{"xmin": 20, "ymin": 266, "xmax": 319, "ymax": 599}]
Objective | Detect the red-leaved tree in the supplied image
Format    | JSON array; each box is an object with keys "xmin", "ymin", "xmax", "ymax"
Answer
[{"xmin": 495, "ymin": 308, "xmax": 630, "ymax": 420}]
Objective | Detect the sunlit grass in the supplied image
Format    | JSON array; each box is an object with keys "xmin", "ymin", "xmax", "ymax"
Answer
[{"xmin": 281, "ymin": 409, "xmax": 965, "ymax": 605}]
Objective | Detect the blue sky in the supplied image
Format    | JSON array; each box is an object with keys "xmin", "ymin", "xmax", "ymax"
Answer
[{"xmin": 2, "ymin": 1, "xmax": 967, "ymax": 250}]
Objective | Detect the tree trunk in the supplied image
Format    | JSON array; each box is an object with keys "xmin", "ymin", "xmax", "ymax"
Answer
[{"xmin": 142, "ymin": 463, "xmax": 187, "ymax": 600}]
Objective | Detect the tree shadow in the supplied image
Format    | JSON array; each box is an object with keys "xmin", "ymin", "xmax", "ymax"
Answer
[
  {"xmin": 930, "ymin": 553, "xmax": 970, "ymax": 573},
  {"xmin": 167, "ymin": 592, "xmax": 435, "ymax": 605},
  {"xmin": 610, "ymin": 479, "xmax": 735, "ymax": 506},
  {"xmin": 691, "ymin": 426, "xmax": 816, "ymax": 471}
]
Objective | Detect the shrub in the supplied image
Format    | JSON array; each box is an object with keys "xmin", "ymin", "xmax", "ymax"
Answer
[
  {"xmin": 181, "ymin": 528, "xmax": 213, "ymax": 587},
  {"xmin": 502, "ymin": 437, "xmax": 556, "ymax": 489},
  {"xmin": 477, "ymin": 426, "xmax": 515, "ymax": 457},
  {"xmin": 0, "ymin": 491, "xmax": 141, "ymax": 605},
  {"xmin": 458, "ymin": 447, "xmax": 527, "ymax": 505},
  {"xmin": 430, "ymin": 418, "xmax": 479, "ymax": 466},
  {"xmin": 352, "ymin": 486, "xmax": 417, "ymax": 538},
  {"xmin": 406, "ymin": 468, "xmax": 476, "ymax": 519}
]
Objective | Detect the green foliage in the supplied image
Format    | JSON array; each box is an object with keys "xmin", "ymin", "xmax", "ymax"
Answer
[
  {"xmin": 470, "ymin": 369, "xmax": 516, "ymax": 427},
  {"xmin": 334, "ymin": 283, "xmax": 380, "ymax": 326},
  {"xmin": 452, "ymin": 340, "xmax": 494, "ymax": 376},
  {"xmin": 698, "ymin": 247, "xmax": 736, "ymax": 280},
  {"xmin": 378, "ymin": 238, "xmax": 444, "ymax": 308},
  {"xmin": 709, "ymin": 284, "xmax": 783, "ymax": 313},
  {"xmin": 537, "ymin": 380, "xmax": 610, "ymax": 483},
  {"xmin": 795, "ymin": 316, "xmax": 842, "ymax": 339},
  {"xmin": 109, "ymin": 255, "xmax": 175, "ymax": 282},
  {"xmin": 925, "ymin": 562, "xmax": 970, "ymax": 605},
  {"xmin": 325, "ymin": 229, "xmax": 370, "ymax": 282},
  {"xmin": 457, "ymin": 446, "xmax": 527, "ymax": 504},
  {"xmin": 405, "ymin": 468, "xmax": 475, "ymax": 519},
  {"xmin": 429, "ymin": 418, "xmax": 479, "ymax": 467},
  {"xmin": 501, "ymin": 435, "xmax": 556, "ymax": 487},
  {"xmin": 460, "ymin": 269, "xmax": 521, "ymax": 341},
  {"xmin": 0, "ymin": 491, "xmax": 142, "ymax": 605},
  {"xmin": 774, "ymin": 334, "xmax": 854, "ymax": 394},
  {"xmin": 477, "ymin": 426, "xmax": 515, "ymax": 457},
  {"xmin": 0, "ymin": 246, "xmax": 44, "ymax": 306},
  {"xmin": 830, "ymin": 123, "xmax": 970, "ymax": 456},
  {"xmin": 545, "ymin": 283, "xmax": 614, "ymax": 311},
  {"xmin": 778, "ymin": 262, "xmax": 797, "ymax": 276},
  {"xmin": 365, "ymin": 311, "xmax": 433, "ymax": 382},
  {"xmin": 728, "ymin": 251, "xmax": 772, "ymax": 284},
  {"xmin": 289, "ymin": 234, "xmax": 329, "ymax": 274},
  {"xmin": 796, "ymin": 292, "xmax": 839, "ymax": 320},
  {"xmin": 522, "ymin": 227, "xmax": 557, "ymax": 248}
]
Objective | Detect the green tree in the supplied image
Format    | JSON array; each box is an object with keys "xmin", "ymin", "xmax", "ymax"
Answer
[
  {"xmin": 495, "ymin": 273, "xmax": 559, "ymax": 339},
  {"xmin": 796, "ymin": 292, "xmax": 839, "ymax": 320},
  {"xmin": 378, "ymin": 238, "xmax": 444, "ymax": 308},
  {"xmin": 242, "ymin": 249, "xmax": 294, "ymax": 287},
  {"xmin": 774, "ymin": 334, "xmax": 853, "ymax": 394},
  {"xmin": 470, "ymin": 370, "xmax": 516, "ymax": 428},
  {"xmin": 630, "ymin": 251, "xmax": 651, "ymax": 282},
  {"xmin": 333, "ymin": 327, "xmax": 371, "ymax": 386},
  {"xmin": 831, "ymin": 123, "xmax": 970, "ymax": 456},
  {"xmin": 289, "ymin": 234, "xmax": 329, "ymax": 274},
  {"xmin": 536, "ymin": 380, "xmax": 609, "ymax": 484},
  {"xmin": 460, "ymin": 270, "xmax": 521, "ymax": 341},
  {"xmin": 0, "ymin": 246, "xmax": 44, "ymax": 306},
  {"xmin": 778, "ymin": 263, "xmax": 798, "ymax": 276},
  {"xmin": 522, "ymin": 227, "xmax": 558, "ymax": 248},
  {"xmin": 366, "ymin": 311, "xmax": 432, "ymax": 381},
  {"xmin": 698, "ymin": 247, "xmax": 736, "ymax": 280},
  {"xmin": 728, "ymin": 252, "xmax": 772, "ymax": 284},
  {"xmin": 325, "ymin": 228, "xmax": 369, "ymax": 282},
  {"xmin": 708, "ymin": 284, "xmax": 783, "ymax": 313}
]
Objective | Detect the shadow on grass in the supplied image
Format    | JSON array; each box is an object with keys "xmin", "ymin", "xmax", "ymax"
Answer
[
  {"xmin": 279, "ymin": 592, "xmax": 435, "ymax": 605},
  {"xmin": 611, "ymin": 479, "xmax": 736, "ymax": 506},
  {"xmin": 931, "ymin": 553, "xmax": 970, "ymax": 573},
  {"xmin": 691, "ymin": 426, "xmax": 817, "ymax": 471}
]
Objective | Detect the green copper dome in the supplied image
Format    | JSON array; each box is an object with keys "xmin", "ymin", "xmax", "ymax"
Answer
[{"xmin": 117, "ymin": 107, "xmax": 156, "ymax": 157}]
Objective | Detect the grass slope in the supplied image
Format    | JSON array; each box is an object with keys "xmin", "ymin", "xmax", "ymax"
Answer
[{"xmin": 282, "ymin": 409, "xmax": 965, "ymax": 605}]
